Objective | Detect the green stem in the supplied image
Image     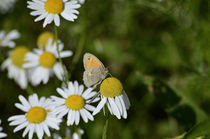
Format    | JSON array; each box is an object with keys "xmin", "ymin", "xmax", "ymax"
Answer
[
  {"xmin": 54, "ymin": 25, "xmax": 69, "ymax": 86},
  {"xmin": 26, "ymin": 85, "xmax": 34, "ymax": 95},
  {"xmin": 77, "ymin": 127, "xmax": 82, "ymax": 139},
  {"xmin": 102, "ymin": 114, "xmax": 110, "ymax": 139}
]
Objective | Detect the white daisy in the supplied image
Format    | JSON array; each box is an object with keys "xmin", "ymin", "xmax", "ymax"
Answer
[
  {"xmin": 37, "ymin": 31, "xmax": 55, "ymax": 48},
  {"xmin": 8, "ymin": 94, "xmax": 62, "ymax": 139},
  {"xmin": 52, "ymin": 81, "xmax": 99, "ymax": 126},
  {"xmin": 0, "ymin": 0, "xmax": 16, "ymax": 14},
  {"xmin": 23, "ymin": 39, "xmax": 72, "ymax": 86},
  {"xmin": 0, "ymin": 120, "xmax": 7, "ymax": 138},
  {"xmin": 0, "ymin": 30, "xmax": 20, "ymax": 48},
  {"xmin": 27, "ymin": 0, "xmax": 81, "ymax": 27},
  {"xmin": 1, "ymin": 46, "xmax": 30, "ymax": 89},
  {"xmin": 92, "ymin": 77, "xmax": 131, "ymax": 119},
  {"xmin": 53, "ymin": 127, "xmax": 84, "ymax": 139}
]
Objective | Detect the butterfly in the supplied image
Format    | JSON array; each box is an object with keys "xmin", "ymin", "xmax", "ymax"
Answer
[{"xmin": 83, "ymin": 53, "xmax": 108, "ymax": 88}]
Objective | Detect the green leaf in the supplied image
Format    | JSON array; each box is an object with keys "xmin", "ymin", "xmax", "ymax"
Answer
[
  {"xmin": 153, "ymin": 79, "xmax": 208, "ymax": 129},
  {"xmin": 184, "ymin": 119, "xmax": 210, "ymax": 139},
  {"xmin": 153, "ymin": 80, "xmax": 181, "ymax": 109},
  {"xmin": 169, "ymin": 104, "xmax": 196, "ymax": 129},
  {"xmin": 166, "ymin": 133, "xmax": 186, "ymax": 139}
]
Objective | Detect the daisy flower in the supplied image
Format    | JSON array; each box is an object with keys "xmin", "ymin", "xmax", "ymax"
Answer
[
  {"xmin": 27, "ymin": 0, "xmax": 81, "ymax": 27},
  {"xmin": 53, "ymin": 127, "xmax": 84, "ymax": 139},
  {"xmin": 0, "ymin": 0, "xmax": 16, "ymax": 14},
  {"xmin": 52, "ymin": 81, "xmax": 99, "ymax": 125},
  {"xmin": 37, "ymin": 31, "xmax": 55, "ymax": 48},
  {"xmin": 8, "ymin": 94, "xmax": 62, "ymax": 139},
  {"xmin": 23, "ymin": 39, "xmax": 72, "ymax": 86},
  {"xmin": 0, "ymin": 30, "xmax": 20, "ymax": 48},
  {"xmin": 1, "ymin": 46, "xmax": 30, "ymax": 89},
  {"xmin": 0, "ymin": 120, "xmax": 7, "ymax": 138},
  {"xmin": 92, "ymin": 77, "xmax": 131, "ymax": 119}
]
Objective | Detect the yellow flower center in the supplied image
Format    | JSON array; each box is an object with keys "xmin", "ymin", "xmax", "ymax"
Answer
[
  {"xmin": 65, "ymin": 95, "xmax": 85, "ymax": 110},
  {"xmin": 10, "ymin": 46, "xmax": 30, "ymax": 68},
  {"xmin": 26, "ymin": 107, "xmax": 47, "ymax": 123},
  {"xmin": 44, "ymin": 0, "xmax": 64, "ymax": 14},
  {"xmin": 37, "ymin": 32, "xmax": 55, "ymax": 48},
  {"xmin": 100, "ymin": 77, "xmax": 123, "ymax": 97},
  {"xmin": 39, "ymin": 51, "xmax": 56, "ymax": 68}
]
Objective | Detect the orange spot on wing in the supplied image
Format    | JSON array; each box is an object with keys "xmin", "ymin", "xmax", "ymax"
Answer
[{"xmin": 85, "ymin": 57, "xmax": 102, "ymax": 69}]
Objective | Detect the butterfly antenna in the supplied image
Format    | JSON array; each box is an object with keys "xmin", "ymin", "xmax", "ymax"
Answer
[
  {"xmin": 106, "ymin": 64, "xmax": 114, "ymax": 69},
  {"xmin": 108, "ymin": 73, "xmax": 112, "ymax": 77}
]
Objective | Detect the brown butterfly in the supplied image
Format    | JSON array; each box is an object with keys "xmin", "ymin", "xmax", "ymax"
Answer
[{"xmin": 83, "ymin": 53, "xmax": 108, "ymax": 88}]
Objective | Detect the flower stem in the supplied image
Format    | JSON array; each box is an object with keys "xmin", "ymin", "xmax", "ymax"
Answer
[
  {"xmin": 26, "ymin": 85, "xmax": 34, "ymax": 95},
  {"xmin": 102, "ymin": 113, "xmax": 110, "ymax": 139},
  {"xmin": 54, "ymin": 25, "xmax": 69, "ymax": 86},
  {"xmin": 77, "ymin": 127, "xmax": 82, "ymax": 139}
]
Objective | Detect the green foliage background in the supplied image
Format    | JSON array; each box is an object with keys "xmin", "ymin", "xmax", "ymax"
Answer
[{"xmin": 1, "ymin": 0, "xmax": 210, "ymax": 138}]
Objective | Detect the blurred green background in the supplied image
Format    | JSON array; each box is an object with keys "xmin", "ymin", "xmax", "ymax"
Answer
[{"xmin": 1, "ymin": 0, "xmax": 210, "ymax": 138}]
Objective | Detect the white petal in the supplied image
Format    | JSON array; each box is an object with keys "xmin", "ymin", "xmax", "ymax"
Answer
[
  {"xmin": 92, "ymin": 97, "xmax": 107, "ymax": 115},
  {"xmin": 35, "ymin": 12, "xmax": 48, "ymax": 22},
  {"xmin": 78, "ymin": 85, "xmax": 84, "ymax": 95},
  {"xmin": 115, "ymin": 97, "xmax": 123, "ymax": 114},
  {"xmin": 67, "ymin": 110, "xmax": 73, "ymax": 126},
  {"xmin": 119, "ymin": 95, "xmax": 127, "ymax": 119},
  {"xmin": 74, "ymin": 81, "xmax": 79, "ymax": 94},
  {"xmin": 85, "ymin": 104, "xmax": 95, "ymax": 112},
  {"xmin": 54, "ymin": 14, "xmax": 60, "ymax": 26},
  {"xmin": 35, "ymin": 124, "xmax": 44, "ymax": 139},
  {"xmin": 108, "ymin": 98, "xmax": 121, "ymax": 119},
  {"xmin": 42, "ymin": 123, "xmax": 51, "ymax": 136},
  {"xmin": 123, "ymin": 91, "xmax": 131, "ymax": 110},
  {"xmin": 22, "ymin": 125, "xmax": 31, "ymax": 137},
  {"xmin": 70, "ymin": 110, "xmax": 76, "ymax": 125},
  {"xmin": 8, "ymin": 115, "xmax": 25, "ymax": 121},
  {"xmin": 53, "ymin": 63, "xmax": 65, "ymax": 81},
  {"xmin": 43, "ymin": 14, "xmax": 54, "ymax": 27},
  {"xmin": 72, "ymin": 133, "xmax": 79, "ymax": 139},
  {"xmin": 68, "ymin": 82, "xmax": 75, "ymax": 94},
  {"xmin": 83, "ymin": 109, "xmax": 94, "ymax": 121},
  {"xmin": 45, "ymin": 119, "xmax": 60, "ymax": 130},
  {"xmin": 28, "ymin": 124, "xmax": 35, "ymax": 139},
  {"xmin": 6, "ymin": 30, "xmax": 20, "ymax": 40},
  {"xmin": 80, "ymin": 109, "xmax": 88, "ymax": 123},
  {"xmin": 75, "ymin": 111, "xmax": 80, "ymax": 125},
  {"xmin": 9, "ymin": 117, "xmax": 27, "ymax": 126},
  {"xmin": 56, "ymin": 88, "xmax": 68, "ymax": 98},
  {"xmin": 60, "ymin": 51, "xmax": 73, "ymax": 58},
  {"xmin": 13, "ymin": 121, "xmax": 28, "ymax": 132},
  {"xmin": 15, "ymin": 103, "xmax": 28, "ymax": 112},
  {"xmin": 19, "ymin": 95, "xmax": 30, "ymax": 110},
  {"xmin": 82, "ymin": 88, "xmax": 93, "ymax": 98}
]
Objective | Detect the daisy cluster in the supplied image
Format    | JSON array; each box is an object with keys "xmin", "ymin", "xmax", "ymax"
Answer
[
  {"xmin": 1, "ymin": 31, "xmax": 72, "ymax": 89},
  {"xmin": 0, "ymin": 0, "xmax": 131, "ymax": 138}
]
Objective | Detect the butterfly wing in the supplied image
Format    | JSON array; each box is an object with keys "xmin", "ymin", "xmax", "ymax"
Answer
[
  {"xmin": 83, "ymin": 53, "xmax": 105, "ymax": 70},
  {"xmin": 83, "ymin": 67, "xmax": 108, "ymax": 87}
]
